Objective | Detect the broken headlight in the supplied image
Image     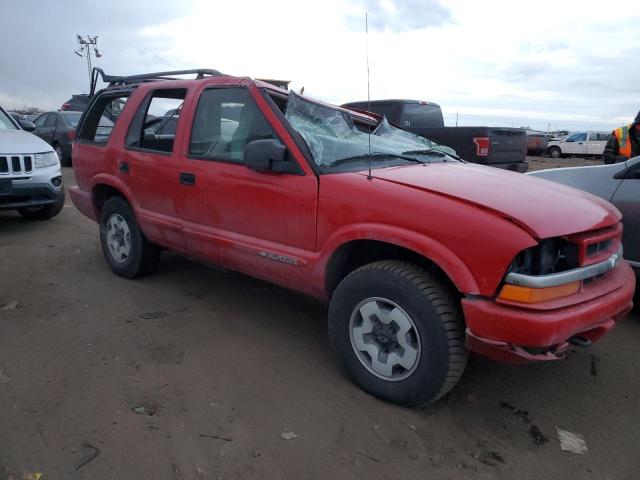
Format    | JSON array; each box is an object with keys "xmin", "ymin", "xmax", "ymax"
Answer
[{"xmin": 508, "ymin": 238, "xmax": 578, "ymax": 276}]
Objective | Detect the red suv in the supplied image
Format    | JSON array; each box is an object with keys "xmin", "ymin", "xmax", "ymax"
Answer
[{"xmin": 70, "ymin": 69, "xmax": 635, "ymax": 406}]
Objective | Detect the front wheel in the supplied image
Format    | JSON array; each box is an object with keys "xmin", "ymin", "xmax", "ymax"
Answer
[
  {"xmin": 328, "ymin": 261, "xmax": 467, "ymax": 407},
  {"xmin": 99, "ymin": 196, "xmax": 160, "ymax": 278},
  {"xmin": 548, "ymin": 147, "xmax": 561, "ymax": 158}
]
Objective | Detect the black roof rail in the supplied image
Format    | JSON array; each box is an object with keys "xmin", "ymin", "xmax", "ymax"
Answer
[{"xmin": 90, "ymin": 67, "xmax": 224, "ymax": 96}]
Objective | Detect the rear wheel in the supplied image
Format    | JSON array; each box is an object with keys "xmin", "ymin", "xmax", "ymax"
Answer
[
  {"xmin": 548, "ymin": 146, "xmax": 561, "ymax": 158},
  {"xmin": 328, "ymin": 261, "xmax": 467, "ymax": 407},
  {"xmin": 99, "ymin": 196, "xmax": 160, "ymax": 278},
  {"xmin": 17, "ymin": 189, "xmax": 65, "ymax": 220}
]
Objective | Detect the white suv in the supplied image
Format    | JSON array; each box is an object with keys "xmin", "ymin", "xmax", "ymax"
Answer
[
  {"xmin": 0, "ymin": 105, "xmax": 64, "ymax": 219},
  {"xmin": 546, "ymin": 131, "xmax": 609, "ymax": 158}
]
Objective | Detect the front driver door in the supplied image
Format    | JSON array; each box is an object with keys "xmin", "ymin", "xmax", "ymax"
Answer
[
  {"xmin": 179, "ymin": 86, "xmax": 318, "ymax": 289},
  {"xmin": 564, "ymin": 132, "xmax": 587, "ymax": 156},
  {"xmin": 610, "ymin": 159, "xmax": 640, "ymax": 266}
]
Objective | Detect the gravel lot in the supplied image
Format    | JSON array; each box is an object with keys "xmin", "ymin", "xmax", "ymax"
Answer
[{"xmin": 1, "ymin": 166, "xmax": 638, "ymax": 480}]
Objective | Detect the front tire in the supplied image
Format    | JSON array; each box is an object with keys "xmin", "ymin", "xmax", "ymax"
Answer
[
  {"xmin": 17, "ymin": 189, "xmax": 65, "ymax": 220},
  {"xmin": 328, "ymin": 261, "xmax": 467, "ymax": 407},
  {"xmin": 99, "ymin": 196, "xmax": 160, "ymax": 278},
  {"xmin": 548, "ymin": 147, "xmax": 561, "ymax": 159}
]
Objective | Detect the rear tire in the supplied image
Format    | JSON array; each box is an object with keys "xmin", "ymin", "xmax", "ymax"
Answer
[
  {"xmin": 17, "ymin": 189, "xmax": 65, "ymax": 220},
  {"xmin": 328, "ymin": 260, "xmax": 467, "ymax": 407},
  {"xmin": 99, "ymin": 196, "xmax": 160, "ymax": 278},
  {"xmin": 548, "ymin": 147, "xmax": 561, "ymax": 159}
]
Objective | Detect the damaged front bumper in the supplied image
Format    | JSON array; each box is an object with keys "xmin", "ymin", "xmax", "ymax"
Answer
[{"xmin": 461, "ymin": 261, "xmax": 635, "ymax": 363}]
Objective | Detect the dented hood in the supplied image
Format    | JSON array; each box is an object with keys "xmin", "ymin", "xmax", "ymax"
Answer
[{"xmin": 368, "ymin": 163, "xmax": 621, "ymax": 239}]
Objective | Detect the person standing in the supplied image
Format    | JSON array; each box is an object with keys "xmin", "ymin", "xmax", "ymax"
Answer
[{"xmin": 603, "ymin": 111, "xmax": 640, "ymax": 164}]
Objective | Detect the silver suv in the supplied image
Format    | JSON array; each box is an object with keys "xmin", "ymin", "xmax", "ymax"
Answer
[{"xmin": 0, "ymin": 104, "xmax": 64, "ymax": 219}]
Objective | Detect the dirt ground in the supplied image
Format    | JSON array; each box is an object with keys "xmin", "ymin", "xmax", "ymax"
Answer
[
  {"xmin": 526, "ymin": 154, "xmax": 603, "ymax": 172},
  {"xmin": 1, "ymin": 166, "xmax": 638, "ymax": 480}
]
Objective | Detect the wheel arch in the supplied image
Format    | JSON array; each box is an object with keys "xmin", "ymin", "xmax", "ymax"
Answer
[
  {"xmin": 91, "ymin": 175, "xmax": 136, "ymax": 214},
  {"xmin": 321, "ymin": 228, "xmax": 480, "ymax": 299}
]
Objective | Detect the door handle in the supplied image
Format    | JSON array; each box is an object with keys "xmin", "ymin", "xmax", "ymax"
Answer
[
  {"xmin": 119, "ymin": 161, "xmax": 130, "ymax": 173},
  {"xmin": 180, "ymin": 172, "xmax": 196, "ymax": 186}
]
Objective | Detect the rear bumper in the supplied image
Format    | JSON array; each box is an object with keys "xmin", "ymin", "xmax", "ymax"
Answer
[
  {"xmin": 462, "ymin": 262, "xmax": 635, "ymax": 363},
  {"xmin": 69, "ymin": 185, "xmax": 97, "ymax": 221},
  {"xmin": 0, "ymin": 181, "xmax": 63, "ymax": 210}
]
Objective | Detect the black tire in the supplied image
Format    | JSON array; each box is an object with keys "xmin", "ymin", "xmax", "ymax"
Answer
[
  {"xmin": 17, "ymin": 188, "xmax": 65, "ymax": 220},
  {"xmin": 54, "ymin": 143, "xmax": 70, "ymax": 167},
  {"xmin": 328, "ymin": 260, "xmax": 467, "ymax": 407},
  {"xmin": 548, "ymin": 147, "xmax": 561, "ymax": 159},
  {"xmin": 99, "ymin": 196, "xmax": 160, "ymax": 278}
]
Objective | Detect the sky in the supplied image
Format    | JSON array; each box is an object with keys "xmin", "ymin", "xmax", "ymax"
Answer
[{"xmin": 1, "ymin": 0, "xmax": 639, "ymax": 131}]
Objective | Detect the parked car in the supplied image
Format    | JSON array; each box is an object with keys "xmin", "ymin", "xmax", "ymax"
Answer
[
  {"xmin": 61, "ymin": 94, "xmax": 91, "ymax": 112},
  {"xmin": 32, "ymin": 111, "xmax": 82, "ymax": 166},
  {"xmin": 61, "ymin": 94, "xmax": 125, "ymax": 122},
  {"xmin": 546, "ymin": 131, "xmax": 609, "ymax": 158},
  {"xmin": 70, "ymin": 69, "xmax": 635, "ymax": 407},
  {"xmin": 529, "ymin": 158, "xmax": 640, "ymax": 278},
  {"xmin": 342, "ymin": 100, "xmax": 528, "ymax": 172},
  {"xmin": 526, "ymin": 132, "xmax": 550, "ymax": 155},
  {"xmin": 0, "ymin": 104, "xmax": 65, "ymax": 219},
  {"xmin": 7, "ymin": 112, "xmax": 36, "ymax": 131}
]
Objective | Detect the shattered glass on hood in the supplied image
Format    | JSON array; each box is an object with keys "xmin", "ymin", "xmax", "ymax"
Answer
[
  {"xmin": 285, "ymin": 92, "xmax": 458, "ymax": 168},
  {"xmin": 373, "ymin": 117, "xmax": 458, "ymax": 157}
]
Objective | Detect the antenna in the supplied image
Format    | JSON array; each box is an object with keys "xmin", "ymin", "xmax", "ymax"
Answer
[{"xmin": 366, "ymin": 12, "xmax": 372, "ymax": 181}]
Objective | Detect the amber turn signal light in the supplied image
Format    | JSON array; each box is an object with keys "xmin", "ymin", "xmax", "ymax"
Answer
[{"xmin": 498, "ymin": 281, "xmax": 581, "ymax": 303}]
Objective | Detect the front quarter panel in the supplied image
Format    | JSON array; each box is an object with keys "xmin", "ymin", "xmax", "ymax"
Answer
[{"xmin": 317, "ymin": 171, "xmax": 537, "ymax": 296}]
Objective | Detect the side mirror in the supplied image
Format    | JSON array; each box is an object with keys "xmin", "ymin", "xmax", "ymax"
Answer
[
  {"xmin": 19, "ymin": 120, "xmax": 36, "ymax": 132},
  {"xmin": 244, "ymin": 139, "xmax": 297, "ymax": 174}
]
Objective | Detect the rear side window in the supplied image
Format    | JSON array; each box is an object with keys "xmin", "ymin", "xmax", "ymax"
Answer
[
  {"xmin": 44, "ymin": 114, "xmax": 58, "ymax": 127},
  {"xmin": 189, "ymin": 87, "xmax": 277, "ymax": 163},
  {"xmin": 400, "ymin": 103, "xmax": 444, "ymax": 128},
  {"xmin": 125, "ymin": 88, "xmax": 186, "ymax": 154},
  {"xmin": 77, "ymin": 94, "xmax": 129, "ymax": 144}
]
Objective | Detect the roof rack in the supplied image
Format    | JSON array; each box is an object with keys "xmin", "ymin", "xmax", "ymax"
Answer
[{"xmin": 90, "ymin": 67, "xmax": 223, "ymax": 96}]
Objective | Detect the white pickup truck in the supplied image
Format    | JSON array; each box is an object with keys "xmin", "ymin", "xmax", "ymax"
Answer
[
  {"xmin": 0, "ymin": 104, "xmax": 65, "ymax": 219},
  {"xmin": 546, "ymin": 131, "xmax": 609, "ymax": 158}
]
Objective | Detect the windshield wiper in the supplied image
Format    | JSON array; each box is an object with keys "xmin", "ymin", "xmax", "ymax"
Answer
[
  {"xmin": 331, "ymin": 152, "xmax": 425, "ymax": 166},
  {"xmin": 402, "ymin": 149, "xmax": 462, "ymax": 161}
]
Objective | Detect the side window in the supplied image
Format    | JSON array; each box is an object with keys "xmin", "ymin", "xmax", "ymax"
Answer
[
  {"xmin": 189, "ymin": 88, "xmax": 277, "ymax": 163},
  {"xmin": 34, "ymin": 114, "xmax": 48, "ymax": 127},
  {"xmin": 588, "ymin": 132, "xmax": 603, "ymax": 141},
  {"xmin": 126, "ymin": 88, "xmax": 186, "ymax": 153},
  {"xmin": 77, "ymin": 94, "xmax": 129, "ymax": 144},
  {"xmin": 44, "ymin": 114, "xmax": 58, "ymax": 128},
  {"xmin": 566, "ymin": 132, "xmax": 586, "ymax": 142}
]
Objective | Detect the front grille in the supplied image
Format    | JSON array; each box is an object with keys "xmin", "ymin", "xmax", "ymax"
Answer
[
  {"xmin": 587, "ymin": 239, "xmax": 612, "ymax": 257},
  {"xmin": 0, "ymin": 155, "xmax": 34, "ymax": 175}
]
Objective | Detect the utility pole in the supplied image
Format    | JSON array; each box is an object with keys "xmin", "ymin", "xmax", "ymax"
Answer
[{"xmin": 74, "ymin": 34, "xmax": 103, "ymax": 92}]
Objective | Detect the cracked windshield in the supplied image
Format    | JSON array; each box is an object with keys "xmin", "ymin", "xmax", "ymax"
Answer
[{"xmin": 285, "ymin": 92, "xmax": 457, "ymax": 168}]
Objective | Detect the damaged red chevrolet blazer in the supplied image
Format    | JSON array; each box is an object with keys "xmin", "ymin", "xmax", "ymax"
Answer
[{"xmin": 70, "ymin": 69, "xmax": 635, "ymax": 406}]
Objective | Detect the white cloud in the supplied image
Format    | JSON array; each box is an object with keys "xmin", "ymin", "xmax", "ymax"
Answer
[{"xmin": 1, "ymin": 0, "xmax": 639, "ymax": 130}]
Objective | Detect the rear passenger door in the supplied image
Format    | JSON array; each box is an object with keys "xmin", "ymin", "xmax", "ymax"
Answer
[
  {"xmin": 587, "ymin": 132, "xmax": 607, "ymax": 156},
  {"xmin": 179, "ymin": 86, "xmax": 318, "ymax": 281},
  {"xmin": 121, "ymin": 88, "xmax": 187, "ymax": 241}
]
